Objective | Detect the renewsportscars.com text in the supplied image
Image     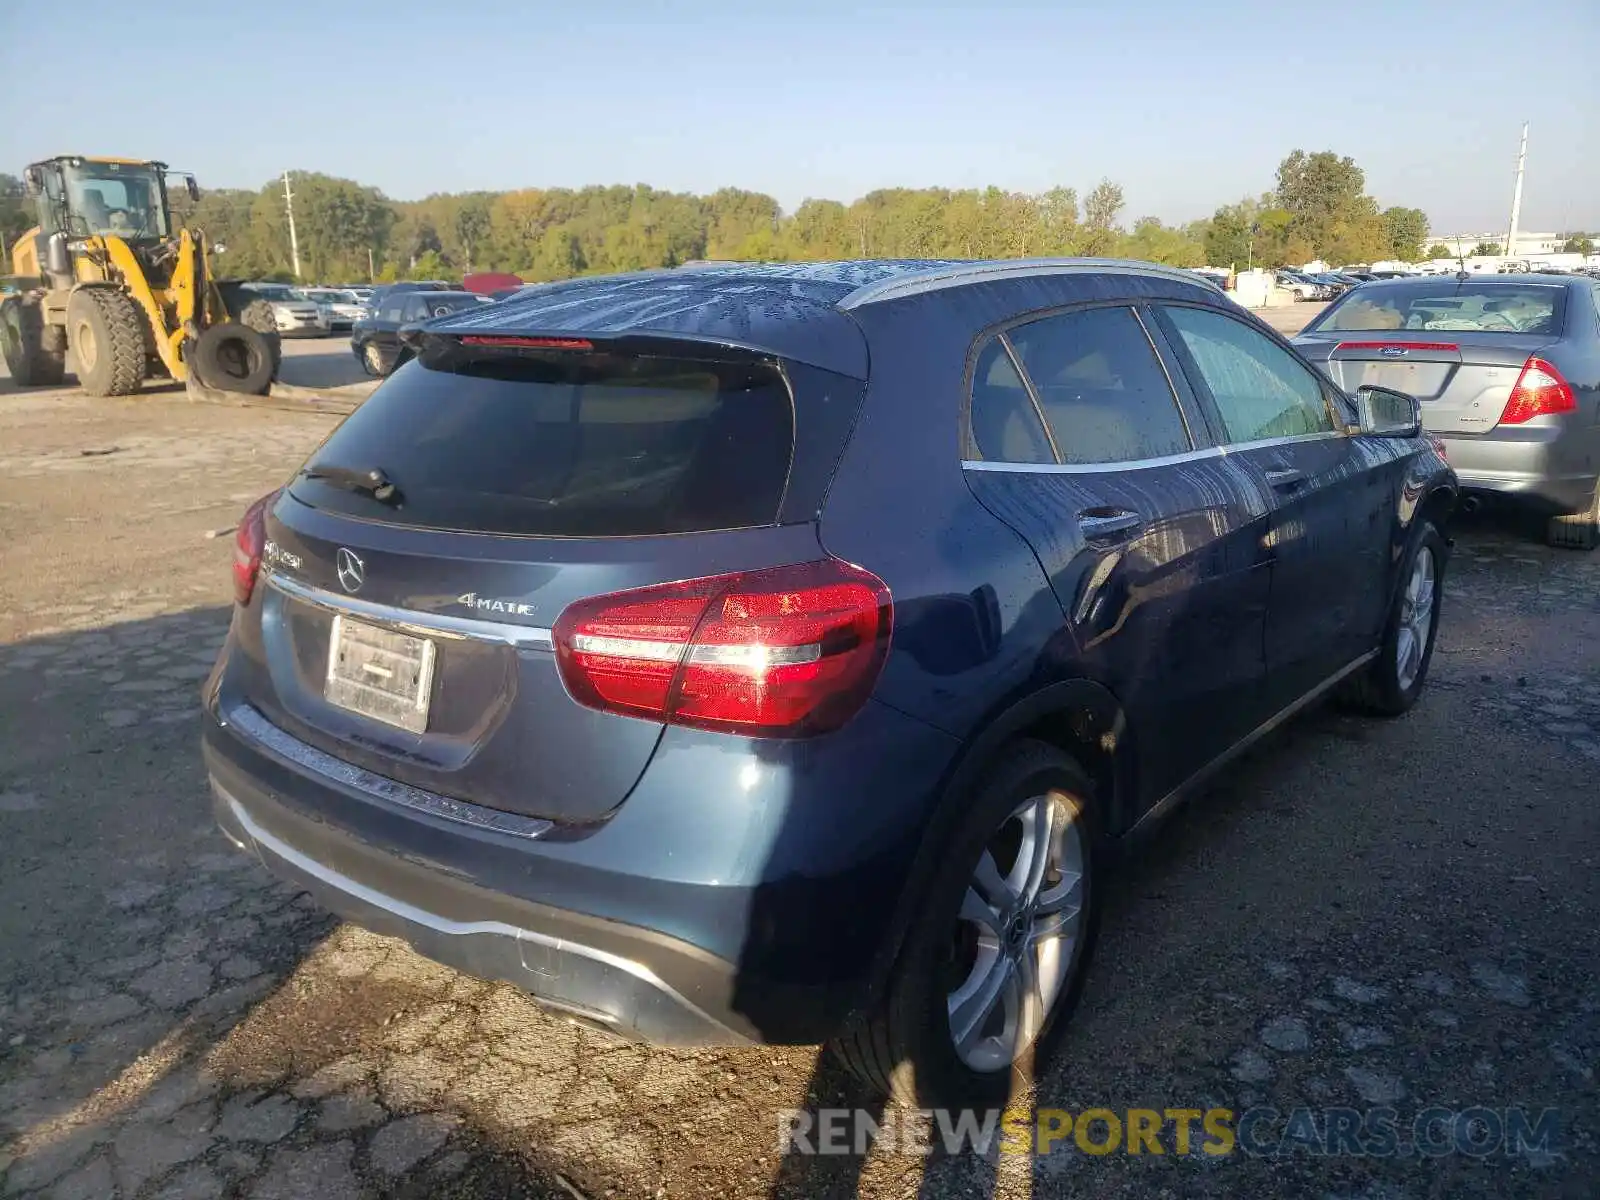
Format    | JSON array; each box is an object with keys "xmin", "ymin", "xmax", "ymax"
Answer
[{"xmin": 780, "ymin": 1105, "xmax": 1562, "ymax": 1160}]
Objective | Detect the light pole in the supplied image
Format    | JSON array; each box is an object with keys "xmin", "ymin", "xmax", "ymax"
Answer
[{"xmin": 282, "ymin": 172, "xmax": 301, "ymax": 279}]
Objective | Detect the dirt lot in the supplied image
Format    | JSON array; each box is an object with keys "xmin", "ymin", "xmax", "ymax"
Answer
[{"xmin": 1, "ymin": 322, "xmax": 1596, "ymax": 1200}]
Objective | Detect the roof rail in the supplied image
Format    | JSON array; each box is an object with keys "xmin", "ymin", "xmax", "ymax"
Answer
[{"xmin": 837, "ymin": 257, "xmax": 1220, "ymax": 309}]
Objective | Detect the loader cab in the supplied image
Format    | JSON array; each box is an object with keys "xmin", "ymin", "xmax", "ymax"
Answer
[{"xmin": 26, "ymin": 157, "xmax": 175, "ymax": 243}]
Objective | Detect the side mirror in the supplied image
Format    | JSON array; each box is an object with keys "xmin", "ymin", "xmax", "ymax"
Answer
[
  {"xmin": 185, "ymin": 176, "xmax": 200, "ymax": 202},
  {"xmin": 1354, "ymin": 385, "xmax": 1421, "ymax": 438},
  {"xmin": 22, "ymin": 166, "xmax": 42, "ymax": 195}
]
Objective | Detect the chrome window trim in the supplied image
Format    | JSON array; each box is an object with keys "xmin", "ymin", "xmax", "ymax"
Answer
[
  {"xmin": 997, "ymin": 331, "xmax": 1062, "ymax": 463},
  {"xmin": 962, "ymin": 430, "xmax": 1348, "ymax": 474},
  {"xmin": 839, "ymin": 258, "xmax": 1221, "ymax": 309},
  {"xmin": 264, "ymin": 570, "xmax": 554, "ymax": 651},
  {"xmin": 221, "ymin": 701, "xmax": 555, "ymax": 841}
]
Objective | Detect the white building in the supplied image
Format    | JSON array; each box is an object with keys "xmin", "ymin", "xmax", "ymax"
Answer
[{"xmin": 1430, "ymin": 231, "xmax": 1575, "ymax": 256}]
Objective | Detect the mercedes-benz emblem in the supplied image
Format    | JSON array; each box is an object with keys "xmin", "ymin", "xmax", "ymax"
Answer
[{"xmin": 335, "ymin": 548, "xmax": 365, "ymax": 593}]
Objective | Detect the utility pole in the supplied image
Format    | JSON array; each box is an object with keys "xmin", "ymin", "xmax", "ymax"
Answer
[
  {"xmin": 282, "ymin": 171, "xmax": 302, "ymax": 279},
  {"xmin": 367, "ymin": 247, "xmax": 375, "ymax": 282},
  {"xmin": 1504, "ymin": 122, "xmax": 1528, "ymax": 261}
]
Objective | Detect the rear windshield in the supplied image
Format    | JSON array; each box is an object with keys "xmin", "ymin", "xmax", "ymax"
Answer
[
  {"xmin": 1315, "ymin": 282, "xmax": 1565, "ymax": 334},
  {"xmin": 411, "ymin": 294, "xmax": 487, "ymax": 319},
  {"xmin": 289, "ymin": 347, "xmax": 794, "ymax": 537}
]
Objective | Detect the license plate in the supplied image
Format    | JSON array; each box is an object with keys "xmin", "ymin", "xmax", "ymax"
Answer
[{"xmin": 325, "ymin": 614, "xmax": 436, "ymax": 734}]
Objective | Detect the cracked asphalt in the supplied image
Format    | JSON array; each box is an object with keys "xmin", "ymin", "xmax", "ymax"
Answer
[{"xmin": 1, "ymin": 335, "xmax": 1596, "ymax": 1199}]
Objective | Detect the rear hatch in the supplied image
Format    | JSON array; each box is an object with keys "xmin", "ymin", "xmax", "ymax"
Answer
[
  {"xmin": 1295, "ymin": 280, "xmax": 1567, "ymax": 433},
  {"xmin": 230, "ymin": 334, "xmax": 863, "ymax": 823}
]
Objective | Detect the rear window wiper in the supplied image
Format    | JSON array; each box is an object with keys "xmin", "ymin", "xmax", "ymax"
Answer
[{"xmin": 298, "ymin": 462, "xmax": 403, "ymax": 506}]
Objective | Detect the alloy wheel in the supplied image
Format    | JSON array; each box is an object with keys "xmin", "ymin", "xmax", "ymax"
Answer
[
  {"xmin": 1395, "ymin": 545, "xmax": 1437, "ymax": 691},
  {"xmin": 946, "ymin": 793, "xmax": 1085, "ymax": 1073}
]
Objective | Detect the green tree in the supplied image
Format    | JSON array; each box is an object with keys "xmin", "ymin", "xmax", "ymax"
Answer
[
  {"xmin": 452, "ymin": 194, "xmax": 494, "ymax": 270},
  {"xmin": 0, "ymin": 174, "xmax": 33, "ymax": 258},
  {"xmin": 408, "ymin": 249, "xmax": 454, "ymax": 281},
  {"xmin": 1271, "ymin": 150, "xmax": 1394, "ymax": 263},
  {"xmin": 705, "ymin": 188, "xmax": 781, "ymax": 258},
  {"xmin": 1562, "ymin": 235, "xmax": 1595, "ymax": 255},
  {"xmin": 1122, "ymin": 217, "xmax": 1205, "ymax": 266},
  {"xmin": 784, "ymin": 199, "xmax": 852, "ymax": 259},
  {"xmin": 1380, "ymin": 206, "xmax": 1430, "ymax": 261},
  {"xmin": 1473, "ymin": 242, "xmax": 1502, "ymax": 256},
  {"xmin": 1425, "ymin": 242, "xmax": 1454, "ymax": 259},
  {"xmin": 1081, "ymin": 179, "xmax": 1125, "ymax": 255}
]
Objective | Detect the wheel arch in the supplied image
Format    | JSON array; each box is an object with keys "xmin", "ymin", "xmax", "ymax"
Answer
[{"xmin": 860, "ymin": 676, "xmax": 1136, "ymax": 1007}]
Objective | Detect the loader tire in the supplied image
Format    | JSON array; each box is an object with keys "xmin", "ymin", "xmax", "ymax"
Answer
[
  {"xmin": 1, "ymin": 297, "xmax": 67, "ymax": 387},
  {"xmin": 236, "ymin": 299, "xmax": 283, "ymax": 379},
  {"xmin": 67, "ymin": 288, "xmax": 146, "ymax": 397},
  {"xmin": 192, "ymin": 322, "xmax": 275, "ymax": 396}
]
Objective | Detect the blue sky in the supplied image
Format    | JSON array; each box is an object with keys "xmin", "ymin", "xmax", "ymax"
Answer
[{"xmin": 2, "ymin": 0, "xmax": 1596, "ymax": 234}]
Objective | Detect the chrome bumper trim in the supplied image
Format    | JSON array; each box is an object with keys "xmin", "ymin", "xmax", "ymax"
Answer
[
  {"xmin": 223, "ymin": 700, "xmax": 554, "ymax": 841},
  {"xmin": 265, "ymin": 570, "xmax": 553, "ymax": 650}
]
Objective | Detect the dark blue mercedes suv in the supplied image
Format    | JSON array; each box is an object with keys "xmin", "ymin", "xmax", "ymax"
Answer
[{"xmin": 202, "ymin": 259, "xmax": 1456, "ymax": 1106}]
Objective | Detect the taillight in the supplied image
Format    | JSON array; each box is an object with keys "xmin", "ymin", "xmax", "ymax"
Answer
[
  {"xmin": 232, "ymin": 490, "xmax": 279, "ymax": 607},
  {"xmin": 553, "ymin": 560, "xmax": 892, "ymax": 737},
  {"xmin": 1499, "ymin": 357, "xmax": 1577, "ymax": 425}
]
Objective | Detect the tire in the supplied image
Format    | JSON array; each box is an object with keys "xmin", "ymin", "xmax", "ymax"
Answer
[
  {"xmin": 1545, "ymin": 482, "xmax": 1600, "ymax": 551},
  {"xmin": 191, "ymin": 322, "xmax": 275, "ymax": 395},
  {"xmin": 0, "ymin": 297, "xmax": 66, "ymax": 387},
  {"xmin": 830, "ymin": 740, "xmax": 1102, "ymax": 1108},
  {"xmin": 361, "ymin": 340, "xmax": 389, "ymax": 377},
  {"xmin": 1339, "ymin": 520, "xmax": 1447, "ymax": 716},
  {"xmin": 235, "ymin": 299, "xmax": 283, "ymax": 379},
  {"xmin": 66, "ymin": 288, "xmax": 146, "ymax": 397}
]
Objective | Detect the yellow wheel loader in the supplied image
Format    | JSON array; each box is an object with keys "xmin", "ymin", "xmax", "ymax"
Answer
[{"xmin": 1, "ymin": 155, "xmax": 280, "ymax": 396}]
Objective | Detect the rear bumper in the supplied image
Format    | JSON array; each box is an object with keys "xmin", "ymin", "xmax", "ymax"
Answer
[
  {"xmin": 202, "ymin": 674, "xmax": 957, "ymax": 1044},
  {"xmin": 1436, "ymin": 425, "xmax": 1598, "ymax": 513},
  {"xmin": 210, "ymin": 768, "xmax": 748, "ymax": 1044}
]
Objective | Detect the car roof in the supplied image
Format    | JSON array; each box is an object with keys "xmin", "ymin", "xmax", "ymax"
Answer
[
  {"xmin": 1354, "ymin": 273, "xmax": 1575, "ymax": 288},
  {"xmin": 425, "ymin": 258, "xmax": 1220, "ymax": 378}
]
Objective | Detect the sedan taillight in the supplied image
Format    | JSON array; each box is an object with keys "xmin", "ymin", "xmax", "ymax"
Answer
[{"xmin": 1499, "ymin": 357, "xmax": 1577, "ymax": 425}]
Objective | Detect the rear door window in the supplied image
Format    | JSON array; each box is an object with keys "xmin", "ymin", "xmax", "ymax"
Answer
[
  {"xmin": 289, "ymin": 345, "xmax": 794, "ymax": 537},
  {"xmin": 967, "ymin": 337, "xmax": 1053, "ymax": 464},
  {"xmin": 1005, "ymin": 306, "xmax": 1193, "ymax": 464},
  {"xmin": 1161, "ymin": 305, "xmax": 1335, "ymax": 443}
]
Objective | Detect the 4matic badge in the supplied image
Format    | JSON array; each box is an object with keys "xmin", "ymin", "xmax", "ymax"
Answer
[{"xmin": 457, "ymin": 593, "xmax": 538, "ymax": 618}]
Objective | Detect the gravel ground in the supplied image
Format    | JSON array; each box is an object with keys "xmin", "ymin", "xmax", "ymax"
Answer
[{"xmin": 0, "ymin": 344, "xmax": 1595, "ymax": 1199}]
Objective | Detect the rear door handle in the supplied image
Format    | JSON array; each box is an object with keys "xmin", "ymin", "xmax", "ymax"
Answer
[
  {"xmin": 1265, "ymin": 466, "xmax": 1306, "ymax": 492},
  {"xmin": 1077, "ymin": 508, "xmax": 1144, "ymax": 543}
]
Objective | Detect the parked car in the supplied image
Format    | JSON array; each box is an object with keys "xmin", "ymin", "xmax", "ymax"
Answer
[
  {"xmin": 303, "ymin": 288, "xmax": 364, "ymax": 333},
  {"xmin": 1275, "ymin": 269, "xmax": 1326, "ymax": 301},
  {"xmin": 350, "ymin": 288, "xmax": 489, "ymax": 376},
  {"xmin": 357, "ymin": 281, "xmax": 452, "ymax": 320},
  {"xmin": 205, "ymin": 259, "xmax": 1456, "ymax": 1108},
  {"xmin": 1295, "ymin": 273, "xmax": 1600, "ymax": 547},
  {"xmin": 241, "ymin": 284, "xmax": 325, "ymax": 337}
]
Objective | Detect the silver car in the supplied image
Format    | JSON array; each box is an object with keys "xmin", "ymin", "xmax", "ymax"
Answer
[
  {"xmin": 303, "ymin": 288, "xmax": 364, "ymax": 333},
  {"xmin": 244, "ymin": 284, "xmax": 326, "ymax": 337},
  {"xmin": 1294, "ymin": 274, "xmax": 1600, "ymax": 548}
]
